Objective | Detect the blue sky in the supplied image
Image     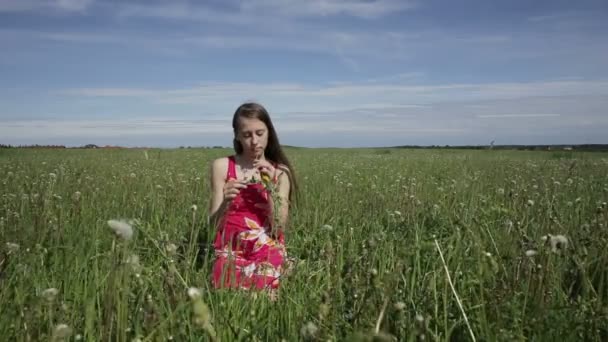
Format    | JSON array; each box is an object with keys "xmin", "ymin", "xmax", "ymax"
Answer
[{"xmin": 1, "ymin": 0, "xmax": 607, "ymax": 147}]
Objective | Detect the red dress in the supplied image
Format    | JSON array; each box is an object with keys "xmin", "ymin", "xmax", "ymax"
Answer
[{"xmin": 212, "ymin": 156, "xmax": 287, "ymax": 290}]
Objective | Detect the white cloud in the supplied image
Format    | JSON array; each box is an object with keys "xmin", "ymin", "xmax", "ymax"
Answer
[
  {"xmin": 237, "ymin": 0, "xmax": 416, "ymax": 19},
  {"xmin": 0, "ymin": 0, "xmax": 93, "ymax": 12},
  {"xmin": 477, "ymin": 114, "xmax": 561, "ymax": 118},
  {"xmin": 59, "ymin": 79, "xmax": 608, "ymax": 108}
]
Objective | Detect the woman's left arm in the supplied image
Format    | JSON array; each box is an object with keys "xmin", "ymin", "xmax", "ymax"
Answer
[{"xmin": 274, "ymin": 167, "xmax": 291, "ymax": 232}]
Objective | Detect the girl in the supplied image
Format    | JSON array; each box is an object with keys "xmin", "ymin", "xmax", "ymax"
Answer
[{"xmin": 208, "ymin": 103, "xmax": 296, "ymax": 293}]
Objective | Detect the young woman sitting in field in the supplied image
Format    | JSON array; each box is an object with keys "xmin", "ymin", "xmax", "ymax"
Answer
[{"xmin": 208, "ymin": 102, "xmax": 296, "ymax": 295}]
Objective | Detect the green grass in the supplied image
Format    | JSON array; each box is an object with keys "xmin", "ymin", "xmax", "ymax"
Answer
[{"xmin": 1, "ymin": 148, "xmax": 607, "ymax": 341}]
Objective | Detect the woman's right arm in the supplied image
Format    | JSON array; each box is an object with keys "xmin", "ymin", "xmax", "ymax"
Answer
[
  {"xmin": 208, "ymin": 158, "xmax": 229, "ymax": 228},
  {"xmin": 208, "ymin": 158, "xmax": 247, "ymax": 228}
]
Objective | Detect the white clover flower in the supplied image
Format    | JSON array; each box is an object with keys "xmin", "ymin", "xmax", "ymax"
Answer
[
  {"xmin": 107, "ymin": 220, "xmax": 133, "ymax": 240},
  {"xmin": 525, "ymin": 250, "xmax": 538, "ymax": 257},
  {"xmin": 188, "ymin": 287, "xmax": 201, "ymax": 300}
]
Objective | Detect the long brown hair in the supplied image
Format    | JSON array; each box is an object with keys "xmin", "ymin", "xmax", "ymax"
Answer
[{"xmin": 232, "ymin": 102, "xmax": 298, "ymax": 203}]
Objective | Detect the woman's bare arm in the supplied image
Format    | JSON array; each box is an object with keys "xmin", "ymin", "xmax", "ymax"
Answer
[
  {"xmin": 208, "ymin": 158, "xmax": 229, "ymax": 228},
  {"xmin": 274, "ymin": 167, "xmax": 291, "ymax": 233}
]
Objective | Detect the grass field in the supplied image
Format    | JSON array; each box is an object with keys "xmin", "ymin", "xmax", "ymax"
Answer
[{"xmin": 1, "ymin": 147, "xmax": 607, "ymax": 341}]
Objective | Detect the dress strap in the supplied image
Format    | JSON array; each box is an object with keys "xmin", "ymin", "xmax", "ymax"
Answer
[{"xmin": 226, "ymin": 155, "xmax": 237, "ymax": 180}]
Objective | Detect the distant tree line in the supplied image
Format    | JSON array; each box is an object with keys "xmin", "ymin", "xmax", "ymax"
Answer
[{"xmin": 391, "ymin": 144, "xmax": 608, "ymax": 152}]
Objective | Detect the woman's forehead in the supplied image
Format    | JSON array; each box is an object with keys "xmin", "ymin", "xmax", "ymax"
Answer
[{"xmin": 238, "ymin": 117, "xmax": 267, "ymax": 131}]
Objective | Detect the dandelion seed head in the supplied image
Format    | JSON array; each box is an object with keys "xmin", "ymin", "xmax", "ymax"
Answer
[
  {"xmin": 53, "ymin": 324, "xmax": 72, "ymax": 340},
  {"xmin": 322, "ymin": 224, "xmax": 333, "ymax": 231},
  {"xmin": 525, "ymin": 250, "xmax": 538, "ymax": 257},
  {"xmin": 393, "ymin": 301, "xmax": 406, "ymax": 311},
  {"xmin": 165, "ymin": 243, "xmax": 178, "ymax": 255},
  {"xmin": 5, "ymin": 242, "xmax": 20, "ymax": 252},
  {"xmin": 190, "ymin": 204, "xmax": 198, "ymax": 211},
  {"xmin": 107, "ymin": 219, "xmax": 133, "ymax": 240},
  {"xmin": 188, "ymin": 287, "xmax": 201, "ymax": 300},
  {"xmin": 300, "ymin": 322, "xmax": 318, "ymax": 340},
  {"xmin": 41, "ymin": 288, "xmax": 59, "ymax": 302}
]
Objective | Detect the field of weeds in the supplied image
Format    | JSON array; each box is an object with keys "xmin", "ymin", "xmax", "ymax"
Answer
[{"xmin": 1, "ymin": 148, "xmax": 607, "ymax": 341}]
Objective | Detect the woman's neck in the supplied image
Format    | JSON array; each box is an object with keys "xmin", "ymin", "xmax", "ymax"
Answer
[{"xmin": 237, "ymin": 153, "xmax": 265, "ymax": 169}]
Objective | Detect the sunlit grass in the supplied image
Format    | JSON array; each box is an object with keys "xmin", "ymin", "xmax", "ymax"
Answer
[{"xmin": 1, "ymin": 148, "xmax": 607, "ymax": 340}]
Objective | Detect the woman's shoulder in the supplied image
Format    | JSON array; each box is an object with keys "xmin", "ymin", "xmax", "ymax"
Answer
[{"xmin": 209, "ymin": 156, "xmax": 232, "ymax": 178}]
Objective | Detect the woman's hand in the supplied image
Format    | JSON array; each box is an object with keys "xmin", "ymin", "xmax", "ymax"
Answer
[
  {"xmin": 223, "ymin": 179, "xmax": 247, "ymax": 202},
  {"xmin": 253, "ymin": 159, "xmax": 277, "ymax": 181}
]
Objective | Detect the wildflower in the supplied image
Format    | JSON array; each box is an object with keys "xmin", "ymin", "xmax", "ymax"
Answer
[
  {"xmin": 188, "ymin": 287, "xmax": 201, "ymax": 300},
  {"xmin": 525, "ymin": 250, "xmax": 538, "ymax": 257},
  {"xmin": 41, "ymin": 288, "xmax": 59, "ymax": 302},
  {"xmin": 527, "ymin": 199, "xmax": 535, "ymax": 206},
  {"xmin": 300, "ymin": 322, "xmax": 318, "ymax": 340},
  {"xmin": 165, "ymin": 243, "xmax": 178, "ymax": 255},
  {"xmin": 393, "ymin": 301, "xmax": 406, "ymax": 311},
  {"xmin": 125, "ymin": 254, "xmax": 142, "ymax": 274},
  {"xmin": 191, "ymin": 204, "xmax": 198, "ymax": 211},
  {"xmin": 541, "ymin": 234, "xmax": 568, "ymax": 253},
  {"xmin": 107, "ymin": 220, "xmax": 133, "ymax": 240},
  {"xmin": 52, "ymin": 324, "xmax": 72, "ymax": 340},
  {"xmin": 5, "ymin": 242, "xmax": 20, "ymax": 253},
  {"xmin": 72, "ymin": 191, "xmax": 81, "ymax": 201}
]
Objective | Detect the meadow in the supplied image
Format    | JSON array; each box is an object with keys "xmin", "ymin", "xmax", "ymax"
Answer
[{"xmin": 1, "ymin": 147, "xmax": 607, "ymax": 341}]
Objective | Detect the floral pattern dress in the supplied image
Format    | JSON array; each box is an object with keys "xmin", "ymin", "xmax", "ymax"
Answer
[{"xmin": 212, "ymin": 156, "xmax": 287, "ymax": 290}]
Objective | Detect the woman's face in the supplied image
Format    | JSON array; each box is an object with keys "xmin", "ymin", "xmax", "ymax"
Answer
[{"xmin": 236, "ymin": 117, "xmax": 268, "ymax": 158}]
